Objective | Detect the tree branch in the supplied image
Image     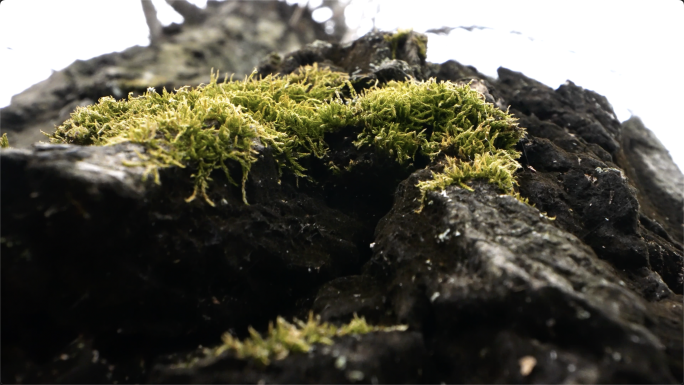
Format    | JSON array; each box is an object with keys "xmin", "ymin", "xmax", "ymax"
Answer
[
  {"xmin": 164, "ymin": 0, "xmax": 206, "ymax": 25},
  {"xmin": 141, "ymin": 0, "xmax": 163, "ymax": 45}
]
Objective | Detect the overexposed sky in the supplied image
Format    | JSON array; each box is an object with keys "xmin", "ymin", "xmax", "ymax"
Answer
[{"xmin": 1, "ymin": 0, "xmax": 682, "ymax": 168}]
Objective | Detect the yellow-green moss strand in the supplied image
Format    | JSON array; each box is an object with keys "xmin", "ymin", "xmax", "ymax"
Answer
[
  {"xmin": 212, "ymin": 312, "xmax": 407, "ymax": 366},
  {"xmin": 416, "ymin": 152, "xmax": 526, "ymax": 213},
  {"xmin": 51, "ymin": 65, "xmax": 349, "ymax": 205}
]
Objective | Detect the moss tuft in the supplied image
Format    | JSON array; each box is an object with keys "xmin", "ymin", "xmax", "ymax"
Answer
[
  {"xmin": 0, "ymin": 133, "xmax": 9, "ymax": 148},
  {"xmin": 383, "ymin": 29, "xmax": 428, "ymax": 62},
  {"xmin": 416, "ymin": 152, "xmax": 526, "ymax": 212},
  {"xmin": 212, "ymin": 312, "xmax": 407, "ymax": 366},
  {"xmin": 348, "ymin": 79, "xmax": 522, "ymax": 164},
  {"xmin": 339, "ymin": 78, "xmax": 525, "ymax": 210},
  {"xmin": 384, "ymin": 28, "xmax": 413, "ymax": 60},
  {"xmin": 51, "ymin": 65, "xmax": 350, "ymax": 205},
  {"xmin": 50, "ymin": 61, "xmax": 525, "ymax": 208},
  {"xmin": 412, "ymin": 33, "xmax": 428, "ymax": 60}
]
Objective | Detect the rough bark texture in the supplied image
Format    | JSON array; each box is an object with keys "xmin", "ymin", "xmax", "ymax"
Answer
[{"xmin": 2, "ymin": 21, "xmax": 682, "ymax": 385}]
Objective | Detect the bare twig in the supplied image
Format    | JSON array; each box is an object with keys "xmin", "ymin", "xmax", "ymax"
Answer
[
  {"xmin": 425, "ymin": 26, "xmax": 492, "ymax": 36},
  {"xmin": 289, "ymin": 1, "xmax": 307, "ymax": 27},
  {"xmin": 164, "ymin": 0, "xmax": 206, "ymax": 25},
  {"xmin": 322, "ymin": 0, "xmax": 350, "ymax": 41},
  {"xmin": 141, "ymin": 0, "xmax": 163, "ymax": 45}
]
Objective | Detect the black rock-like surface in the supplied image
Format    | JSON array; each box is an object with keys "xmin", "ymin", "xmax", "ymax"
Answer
[
  {"xmin": 2, "ymin": 28, "xmax": 682, "ymax": 384},
  {"xmin": 2, "ymin": 142, "xmax": 374, "ymax": 383},
  {"xmin": 150, "ymin": 331, "xmax": 428, "ymax": 384}
]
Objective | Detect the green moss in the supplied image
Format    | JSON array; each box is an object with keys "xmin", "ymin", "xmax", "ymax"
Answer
[
  {"xmin": 348, "ymin": 79, "xmax": 521, "ymax": 164},
  {"xmin": 0, "ymin": 133, "xmax": 9, "ymax": 148},
  {"xmin": 50, "ymin": 59, "xmax": 525, "ymax": 208},
  {"xmin": 384, "ymin": 28, "xmax": 413, "ymax": 60},
  {"xmin": 338, "ymin": 78, "xmax": 524, "ymax": 210},
  {"xmin": 51, "ymin": 65, "xmax": 350, "ymax": 205},
  {"xmin": 212, "ymin": 312, "xmax": 407, "ymax": 366},
  {"xmin": 416, "ymin": 152, "xmax": 526, "ymax": 212},
  {"xmin": 383, "ymin": 29, "xmax": 427, "ymax": 62},
  {"xmin": 412, "ymin": 33, "xmax": 428, "ymax": 61}
]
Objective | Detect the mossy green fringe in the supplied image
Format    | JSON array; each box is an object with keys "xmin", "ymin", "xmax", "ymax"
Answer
[
  {"xmin": 211, "ymin": 312, "xmax": 406, "ymax": 366},
  {"xmin": 52, "ymin": 65, "xmax": 350, "ymax": 205},
  {"xmin": 384, "ymin": 28, "xmax": 428, "ymax": 61},
  {"xmin": 0, "ymin": 133, "xmax": 9, "ymax": 148},
  {"xmin": 51, "ymin": 64, "xmax": 525, "ymax": 208}
]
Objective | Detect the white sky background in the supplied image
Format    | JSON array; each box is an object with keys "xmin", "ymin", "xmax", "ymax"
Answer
[{"xmin": 0, "ymin": 0, "xmax": 682, "ymax": 169}]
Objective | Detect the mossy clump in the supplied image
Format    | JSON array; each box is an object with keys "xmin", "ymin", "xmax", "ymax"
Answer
[
  {"xmin": 51, "ymin": 65, "xmax": 350, "ymax": 205},
  {"xmin": 0, "ymin": 133, "xmax": 9, "ymax": 148},
  {"xmin": 416, "ymin": 152, "xmax": 525, "ymax": 210},
  {"xmin": 50, "ymin": 62, "xmax": 524, "ymax": 207},
  {"xmin": 348, "ymin": 79, "xmax": 521, "ymax": 164},
  {"xmin": 384, "ymin": 28, "xmax": 427, "ymax": 61},
  {"xmin": 331, "ymin": 78, "xmax": 525, "ymax": 210},
  {"xmin": 212, "ymin": 312, "xmax": 407, "ymax": 366}
]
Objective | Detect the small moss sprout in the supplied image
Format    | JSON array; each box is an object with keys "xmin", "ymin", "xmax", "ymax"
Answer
[
  {"xmin": 416, "ymin": 152, "xmax": 525, "ymax": 211},
  {"xmin": 0, "ymin": 133, "xmax": 10, "ymax": 148},
  {"xmin": 212, "ymin": 312, "xmax": 407, "ymax": 366}
]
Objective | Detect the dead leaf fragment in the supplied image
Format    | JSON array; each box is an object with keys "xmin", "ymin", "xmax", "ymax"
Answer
[{"xmin": 519, "ymin": 355, "xmax": 537, "ymax": 376}]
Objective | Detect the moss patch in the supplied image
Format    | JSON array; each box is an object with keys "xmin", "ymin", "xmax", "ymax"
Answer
[
  {"xmin": 384, "ymin": 28, "xmax": 427, "ymax": 61},
  {"xmin": 348, "ymin": 79, "xmax": 521, "ymax": 163},
  {"xmin": 50, "ymin": 62, "xmax": 525, "ymax": 207},
  {"xmin": 212, "ymin": 312, "xmax": 407, "ymax": 366},
  {"xmin": 416, "ymin": 152, "xmax": 525, "ymax": 212},
  {"xmin": 51, "ymin": 65, "xmax": 350, "ymax": 205},
  {"xmin": 0, "ymin": 133, "xmax": 9, "ymax": 148},
  {"xmin": 330, "ymin": 78, "xmax": 525, "ymax": 210}
]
